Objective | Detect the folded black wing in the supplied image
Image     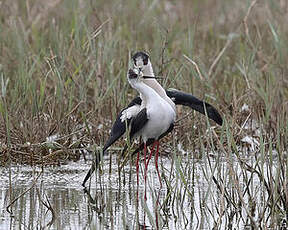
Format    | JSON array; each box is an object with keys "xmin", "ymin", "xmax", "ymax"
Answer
[
  {"xmin": 166, "ymin": 89, "xmax": 223, "ymax": 125},
  {"xmin": 83, "ymin": 97, "xmax": 143, "ymax": 186},
  {"xmin": 103, "ymin": 97, "xmax": 142, "ymax": 153},
  {"xmin": 129, "ymin": 108, "xmax": 148, "ymax": 139}
]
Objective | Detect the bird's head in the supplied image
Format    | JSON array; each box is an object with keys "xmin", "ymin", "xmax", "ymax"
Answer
[
  {"xmin": 127, "ymin": 67, "xmax": 156, "ymax": 85},
  {"xmin": 131, "ymin": 51, "xmax": 165, "ymax": 94},
  {"xmin": 132, "ymin": 51, "xmax": 154, "ymax": 77}
]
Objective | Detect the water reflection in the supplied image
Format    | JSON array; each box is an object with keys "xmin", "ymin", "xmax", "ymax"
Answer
[
  {"xmin": 0, "ymin": 159, "xmax": 183, "ymax": 229},
  {"xmin": 0, "ymin": 153, "xmax": 286, "ymax": 229}
]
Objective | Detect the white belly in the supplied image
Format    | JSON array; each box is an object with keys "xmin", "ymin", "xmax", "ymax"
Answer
[{"xmin": 139, "ymin": 99, "xmax": 176, "ymax": 142}]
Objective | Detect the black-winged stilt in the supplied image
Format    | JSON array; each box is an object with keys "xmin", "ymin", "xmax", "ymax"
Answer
[
  {"xmin": 126, "ymin": 68, "xmax": 176, "ymax": 198},
  {"xmin": 82, "ymin": 51, "xmax": 222, "ymax": 187}
]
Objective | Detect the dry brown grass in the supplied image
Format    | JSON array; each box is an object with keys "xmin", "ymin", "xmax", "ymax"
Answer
[{"xmin": 0, "ymin": 0, "xmax": 287, "ymax": 165}]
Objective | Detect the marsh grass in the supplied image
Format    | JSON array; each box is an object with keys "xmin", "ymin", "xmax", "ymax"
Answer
[{"xmin": 0, "ymin": 0, "xmax": 288, "ymax": 228}]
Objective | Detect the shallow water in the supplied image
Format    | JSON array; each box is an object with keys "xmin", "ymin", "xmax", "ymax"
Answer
[
  {"xmin": 0, "ymin": 152, "xmax": 286, "ymax": 229},
  {"xmin": 0, "ymin": 155, "xmax": 205, "ymax": 229}
]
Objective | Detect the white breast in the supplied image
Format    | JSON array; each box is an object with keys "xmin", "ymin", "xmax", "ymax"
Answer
[
  {"xmin": 138, "ymin": 96, "xmax": 176, "ymax": 142},
  {"xmin": 127, "ymin": 72, "xmax": 176, "ymax": 143}
]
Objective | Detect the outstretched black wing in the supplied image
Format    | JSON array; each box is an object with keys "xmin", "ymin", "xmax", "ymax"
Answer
[{"xmin": 166, "ymin": 89, "xmax": 223, "ymax": 126}]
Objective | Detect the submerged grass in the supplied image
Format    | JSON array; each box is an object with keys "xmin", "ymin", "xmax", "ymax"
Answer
[{"xmin": 0, "ymin": 0, "xmax": 288, "ymax": 228}]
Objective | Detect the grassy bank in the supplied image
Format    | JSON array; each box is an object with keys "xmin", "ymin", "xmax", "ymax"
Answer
[
  {"xmin": 0, "ymin": 0, "xmax": 287, "ymax": 228},
  {"xmin": 0, "ymin": 0, "xmax": 286, "ymax": 164}
]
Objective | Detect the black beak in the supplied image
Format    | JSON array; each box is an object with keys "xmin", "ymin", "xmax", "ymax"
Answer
[{"xmin": 143, "ymin": 76, "xmax": 163, "ymax": 80}]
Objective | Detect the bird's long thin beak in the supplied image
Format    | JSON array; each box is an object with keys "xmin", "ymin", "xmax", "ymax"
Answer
[{"xmin": 143, "ymin": 75, "xmax": 163, "ymax": 80}]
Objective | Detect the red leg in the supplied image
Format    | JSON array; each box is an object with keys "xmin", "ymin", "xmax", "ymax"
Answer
[
  {"xmin": 144, "ymin": 141, "xmax": 157, "ymax": 201},
  {"xmin": 154, "ymin": 141, "xmax": 162, "ymax": 187},
  {"xmin": 144, "ymin": 143, "xmax": 147, "ymax": 166},
  {"xmin": 136, "ymin": 150, "xmax": 140, "ymax": 187},
  {"xmin": 146, "ymin": 141, "xmax": 157, "ymax": 168},
  {"xmin": 144, "ymin": 143, "xmax": 147, "ymax": 201}
]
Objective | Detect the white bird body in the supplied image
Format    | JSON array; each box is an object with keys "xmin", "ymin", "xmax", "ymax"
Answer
[{"xmin": 128, "ymin": 76, "xmax": 176, "ymax": 142}]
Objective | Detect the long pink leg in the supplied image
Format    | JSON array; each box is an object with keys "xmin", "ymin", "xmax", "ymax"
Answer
[
  {"xmin": 144, "ymin": 143, "xmax": 148, "ymax": 201},
  {"xmin": 136, "ymin": 150, "xmax": 140, "ymax": 188},
  {"xmin": 146, "ymin": 141, "xmax": 157, "ymax": 168},
  {"xmin": 154, "ymin": 141, "xmax": 162, "ymax": 187},
  {"xmin": 144, "ymin": 142, "xmax": 155, "ymax": 201}
]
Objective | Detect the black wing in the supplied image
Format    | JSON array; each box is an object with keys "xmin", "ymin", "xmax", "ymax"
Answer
[
  {"xmin": 82, "ymin": 97, "xmax": 142, "ymax": 187},
  {"xmin": 166, "ymin": 89, "xmax": 223, "ymax": 126},
  {"xmin": 102, "ymin": 97, "xmax": 142, "ymax": 153},
  {"xmin": 129, "ymin": 108, "xmax": 148, "ymax": 139}
]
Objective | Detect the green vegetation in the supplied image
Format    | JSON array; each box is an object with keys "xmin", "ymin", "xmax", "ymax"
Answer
[{"xmin": 1, "ymin": 0, "xmax": 287, "ymax": 228}]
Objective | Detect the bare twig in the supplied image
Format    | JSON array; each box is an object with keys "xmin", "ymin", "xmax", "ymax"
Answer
[
  {"xmin": 183, "ymin": 54, "xmax": 204, "ymax": 80},
  {"xmin": 237, "ymin": 112, "xmax": 252, "ymax": 136},
  {"xmin": 84, "ymin": 18, "xmax": 110, "ymax": 48},
  {"xmin": 208, "ymin": 0, "xmax": 258, "ymax": 77},
  {"xmin": 208, "ymin": 37, "xmax": 233, "ymax": 77},
  {"xmin": 175, "ymin": 110, "xmax": 194, "ymax": 124},
  {"xmin": 6, "ymin": 168, "xmax": 43, "ymax": 214},
  {"xmin": 36, "ymin": 188, "xmax": 56, "ymax": 228},
  {"xmin": 243, "ymin": 0, "xmax": 258, "ymax": 43}
]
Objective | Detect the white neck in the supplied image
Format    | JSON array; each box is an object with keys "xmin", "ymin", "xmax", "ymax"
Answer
[
  {"xmin": 142, "ymin": 62, "xmax": 155, "ymax": 76},
  {"xmin": 142, "ymin": 63, "xmax": 176, "ymax": 111},
  {"xmin": 129, "ymin": 80, "xmax": 159, "ymax": 106}
]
